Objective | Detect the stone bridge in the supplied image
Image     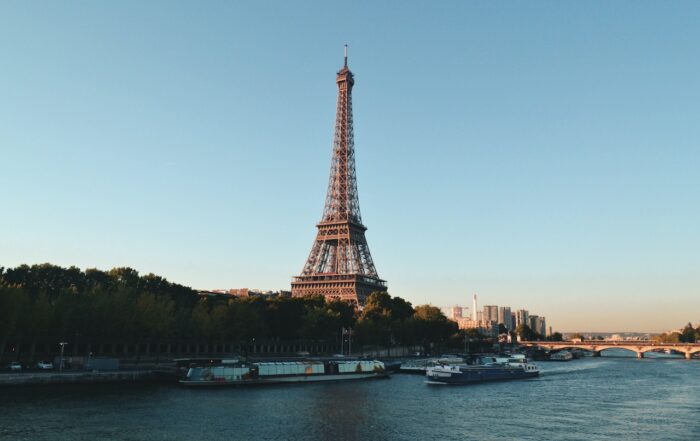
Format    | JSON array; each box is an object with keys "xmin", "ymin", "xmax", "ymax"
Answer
[{"xmin": 519, "ymin": 340, "xmax": 700, "ymax": 359}]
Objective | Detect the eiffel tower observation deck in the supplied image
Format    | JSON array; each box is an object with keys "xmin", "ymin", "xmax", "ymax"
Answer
[{"xmin": 292, "ymin": 47, "xmax": 387, "ymax": 306}]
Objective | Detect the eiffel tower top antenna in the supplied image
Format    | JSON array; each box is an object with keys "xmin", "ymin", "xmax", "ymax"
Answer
[{"xmin": 344, "ymin": 44, "xmax": 348, "ymax": 67}]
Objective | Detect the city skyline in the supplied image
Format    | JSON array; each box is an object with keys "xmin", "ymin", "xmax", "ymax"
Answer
[{"xmin": 1, "ymin": 2, "xmax": 699, "ymax": 333}]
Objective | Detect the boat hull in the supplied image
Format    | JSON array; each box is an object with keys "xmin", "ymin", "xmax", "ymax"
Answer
[
  {"xmin": 427, "ymin": 366, "xmax": 539, "ymax": 385},
  {"xmin": 180, "ymin": 371, "xmax": 389, "ymax": 387},
  {"xmin": 398, "ymin": 366, "xmax": 428, "ymax": 375}
]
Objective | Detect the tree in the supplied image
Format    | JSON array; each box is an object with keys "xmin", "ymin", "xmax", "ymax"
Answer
[
  {"xmin": 548, "ymin": 332, "xmax": 563, "ymax": 342},
  {"xmin": 300, "ymin": 305, "xmax": 341, "ymax": 342},
  {"xmin": 411, "ymin": 305, "xmax": 458, "ymax": 346},
  {"xmin": 326, "ymin": 300, "xmax": 356, "ymax": 330},
  {"xmin": 355, "ymin": 292, "xmax": 394, "ymax": 346},
  {"xmin": 657, "ymin": 332, "xmax": 680, "ymax": 343},
  {"xmin": 0, "ymin": 286, "xmax": 29, "ymax": 362},
  {"xmin": 191, "ymin": 299, "xmax": 215, "ymax": 340},
  {"xmin": 680, "ymin": 323, "xmax": 696, "ymax": 343},
  {"xmin": 134, "ymin": 292, "xmax": 175, "ymax": 339},
  {"xmin": 515, "ymin": 324, "xmax": 533, "ymax": 341},
  {"xmin": 265, "ymin": 297, "xmax": 306, "ymax": 340}
]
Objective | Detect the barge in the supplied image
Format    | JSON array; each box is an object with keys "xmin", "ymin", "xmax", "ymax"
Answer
[
  {"xmin": 426, "ymin": 355, "xmax": 539, "ymax": 385},
  {"xmin": 179, "ymin": 358, "xmax": 388, "ymax": 386}
]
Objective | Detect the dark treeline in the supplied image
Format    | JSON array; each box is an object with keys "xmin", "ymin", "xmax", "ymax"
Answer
[
  {"xmin": 655, "ymin": 323, "xmax": 700, "ymax": 343},
  {"xmin": 0, "ymin": 264, "xmax": 466, "ymax": 361}
]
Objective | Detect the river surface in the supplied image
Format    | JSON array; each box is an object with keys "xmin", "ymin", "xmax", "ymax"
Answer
[{"xmin": 1, "ymin": 351, "xmax": 698, "ymax": 441}]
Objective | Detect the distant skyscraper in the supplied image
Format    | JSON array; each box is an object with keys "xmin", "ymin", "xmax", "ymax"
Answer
[
  {"xmin": 451, "ymin": 306, "xmax": 463, "ymax": 319},
  {"xmin": 537, "ymin": 316, "xmax": 547, "ymax": 337},
  {"xmin": 516, "ymin": 309, "xmax": 529, "ymax": 328},
  {"xmin": 472, "ymin": 293, "xmax": 477, "ymax": 320},
  {"xmin": 528, "ymin": 315, "xmax": 546, "ymax": 337},
  {"xmin": 498, "ymin": 306, "xmax": 512, "ymax": 330},
  {"xmin": 528, "ymin": 315, "xmax": 538, "ymax": 332},
  {"xmin": 483, "ymin": 305, "xmax": 499, "ymax": 323}
]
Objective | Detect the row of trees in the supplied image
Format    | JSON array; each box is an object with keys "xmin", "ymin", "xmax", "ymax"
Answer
[
  {"xmin": 0, "ymin": 264, "xmax": 466, "ymax": 360},
  {"xmin": 654, "ymin": 323, "xmax": 700, "ymax": 343}
]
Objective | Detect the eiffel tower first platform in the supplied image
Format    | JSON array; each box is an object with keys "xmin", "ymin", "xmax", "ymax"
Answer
[{"xmin": 291, "ymin": 48, "xmax": 387, "ymax": 306}]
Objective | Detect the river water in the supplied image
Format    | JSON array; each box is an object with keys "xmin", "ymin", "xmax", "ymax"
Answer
[{"xmin": 1, "ymin": 351, "xmax": 698, "ymax": 441}]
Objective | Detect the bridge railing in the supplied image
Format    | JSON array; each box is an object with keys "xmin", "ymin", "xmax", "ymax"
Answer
[{"xmin": 520, "ymin": 340, "xmax": 700, "ymax": 347}]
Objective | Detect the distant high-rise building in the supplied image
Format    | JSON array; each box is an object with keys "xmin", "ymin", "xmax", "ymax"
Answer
[
  {"xmin": 511, "ymin": 312, "xmax": 517, "ymax": 331},
  {"xmin": 528, "ymin": 315, "xmax": 538, "ymax": 332},
  {"xmin": 537, "ymin": 316, "xmax": 547, "ymax": 337},
  {"xmin": 516, "ymin": 309, "xmax": 529, "ymax": 328},
  {"xmin": 476, "ymin": 311, "xmax": 483, "ymax": 322},
  {"xmin": 498, "ymin": 306, "xmax": 512, "ymax": 330},
  {"xmin": 483, "ymin": 305, "xmax": 499, "ymax": 323},
  {"xmin": 528, "ymin": 315, "xmax": 546, "ymax": 337},
  {"xmin": 472, "ymin": 293, "xmax": 478, "ymax": 320},
  {"xmin": 441, "ymin": 305, "xmax": 470, "ymax": 320},
  {"xmin": 440, "ymin": 306, "xmax": 452, "ymax": 318}
]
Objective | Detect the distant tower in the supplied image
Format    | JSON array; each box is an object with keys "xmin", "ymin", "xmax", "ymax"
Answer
[
  {"xmin": 291, "ymin": 47, "xmax": 387, "ymax": 306},
  {"xmin": 472, "ymin": 293, "xmax": 477, "ymax": 321}
]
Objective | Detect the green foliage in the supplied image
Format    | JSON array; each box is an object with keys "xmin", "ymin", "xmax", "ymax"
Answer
[
  {"xmin": 654, "ymin": 323, "xmax": 698, "ymax": 343},
  {"xmin": 547, "ymin": 332, "xmax": 563, "ymax": 341},
  {"xmin": 655, "ymin": 332, "xmax": 680, "ymax": 343},
  {"xmin": 680, "ymin": 322, "xmax": 696, "ymax": 343},
  {"xmin": 0, "ymin": 265, "xmax": 462, "ymax": 350},
  {"xmin": 516, "ymin": 324, "xmax": 533, "ymax": 340},
  {"xmin": 410, "ymin": 305, "xmax": 458, "ymax": 344}
]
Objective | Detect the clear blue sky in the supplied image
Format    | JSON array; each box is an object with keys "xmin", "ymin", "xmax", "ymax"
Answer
[{"xmin": 1, "ymin": 1, "xmax": 698, "ymax": 332}]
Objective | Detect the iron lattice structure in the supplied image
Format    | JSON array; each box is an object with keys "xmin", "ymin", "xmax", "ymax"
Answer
[{"xmin": 291, "ymin": 51, "xmax": 387, "ymax": 306}]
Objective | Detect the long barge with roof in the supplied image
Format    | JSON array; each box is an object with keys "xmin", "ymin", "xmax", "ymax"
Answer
[
  {"xmin": 178, "ymin": 358, "xmax": 388, "ymax": 386},
  {"xmin": 426, "ymin": 354, "xmax": 539, "ymax": 385}
]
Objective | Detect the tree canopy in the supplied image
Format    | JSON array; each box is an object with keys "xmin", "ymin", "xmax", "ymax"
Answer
[{"xmin": 0, "ymin": 264, "xmax": 461, "ymax": 352}]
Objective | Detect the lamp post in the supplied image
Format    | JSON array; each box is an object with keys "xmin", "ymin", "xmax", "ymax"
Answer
[{"xmin": 58, "ymin": 342, "xmax": 68, "ymax": 372}]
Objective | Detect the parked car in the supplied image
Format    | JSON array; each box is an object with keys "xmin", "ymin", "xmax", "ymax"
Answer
[
  {"xmin": 36, "ymin": 361, "xmax": 53, "ymax": 370},
  {"xmin": 6, "ymin": 362, "xmax": 22, "ymax": 371}
]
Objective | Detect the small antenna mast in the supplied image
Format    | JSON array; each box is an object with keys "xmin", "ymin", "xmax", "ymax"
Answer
[{"xmin": 344, "ymin": 44, "xmax": 348, "ymax": 67}]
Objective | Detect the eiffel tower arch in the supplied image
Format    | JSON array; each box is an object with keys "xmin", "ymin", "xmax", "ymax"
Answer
[{"xmin": 291, "ymin": 48, "xmax": 387, "ymax": 306}]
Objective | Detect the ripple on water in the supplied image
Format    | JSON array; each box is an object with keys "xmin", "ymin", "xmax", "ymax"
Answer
[{"xmin": 0, "ymin": 358, "xmax": 698, "ymax": 441}]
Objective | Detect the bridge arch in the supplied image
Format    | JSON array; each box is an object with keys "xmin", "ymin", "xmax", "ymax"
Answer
[
  {"xmin": 518, "ymin": 341, "xmax": 700, "ymax": 359},
  {"xmin": 594, "ymin": 346, "xmax": 640, "ymax": 357}
]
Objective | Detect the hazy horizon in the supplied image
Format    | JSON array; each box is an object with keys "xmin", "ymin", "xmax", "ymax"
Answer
[{"xmin": 2, "ymin": 1, "xmax": 698, "ymax": 333}]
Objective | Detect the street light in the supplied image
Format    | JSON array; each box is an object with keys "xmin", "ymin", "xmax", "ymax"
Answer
[
  {"xmin": 343, "ymin": 328, "xmax": 353, "ymax": 356},
  {"xmin": 340, "ymin": 328, "xmax": 345, "ymax": 355},
  {"xmin": 58, "ymin": 342, "xmax": 68, "ymax": 372}
]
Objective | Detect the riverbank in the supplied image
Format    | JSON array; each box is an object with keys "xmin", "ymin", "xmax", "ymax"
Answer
[{"xmin": 0, "ymin": 370, "xmax": 161, "ymax": 386}]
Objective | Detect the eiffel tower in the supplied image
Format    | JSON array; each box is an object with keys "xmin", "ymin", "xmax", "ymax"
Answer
[{"xmin": 291, "ymin": 47, "xmax": 387, "ymax": 306}]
